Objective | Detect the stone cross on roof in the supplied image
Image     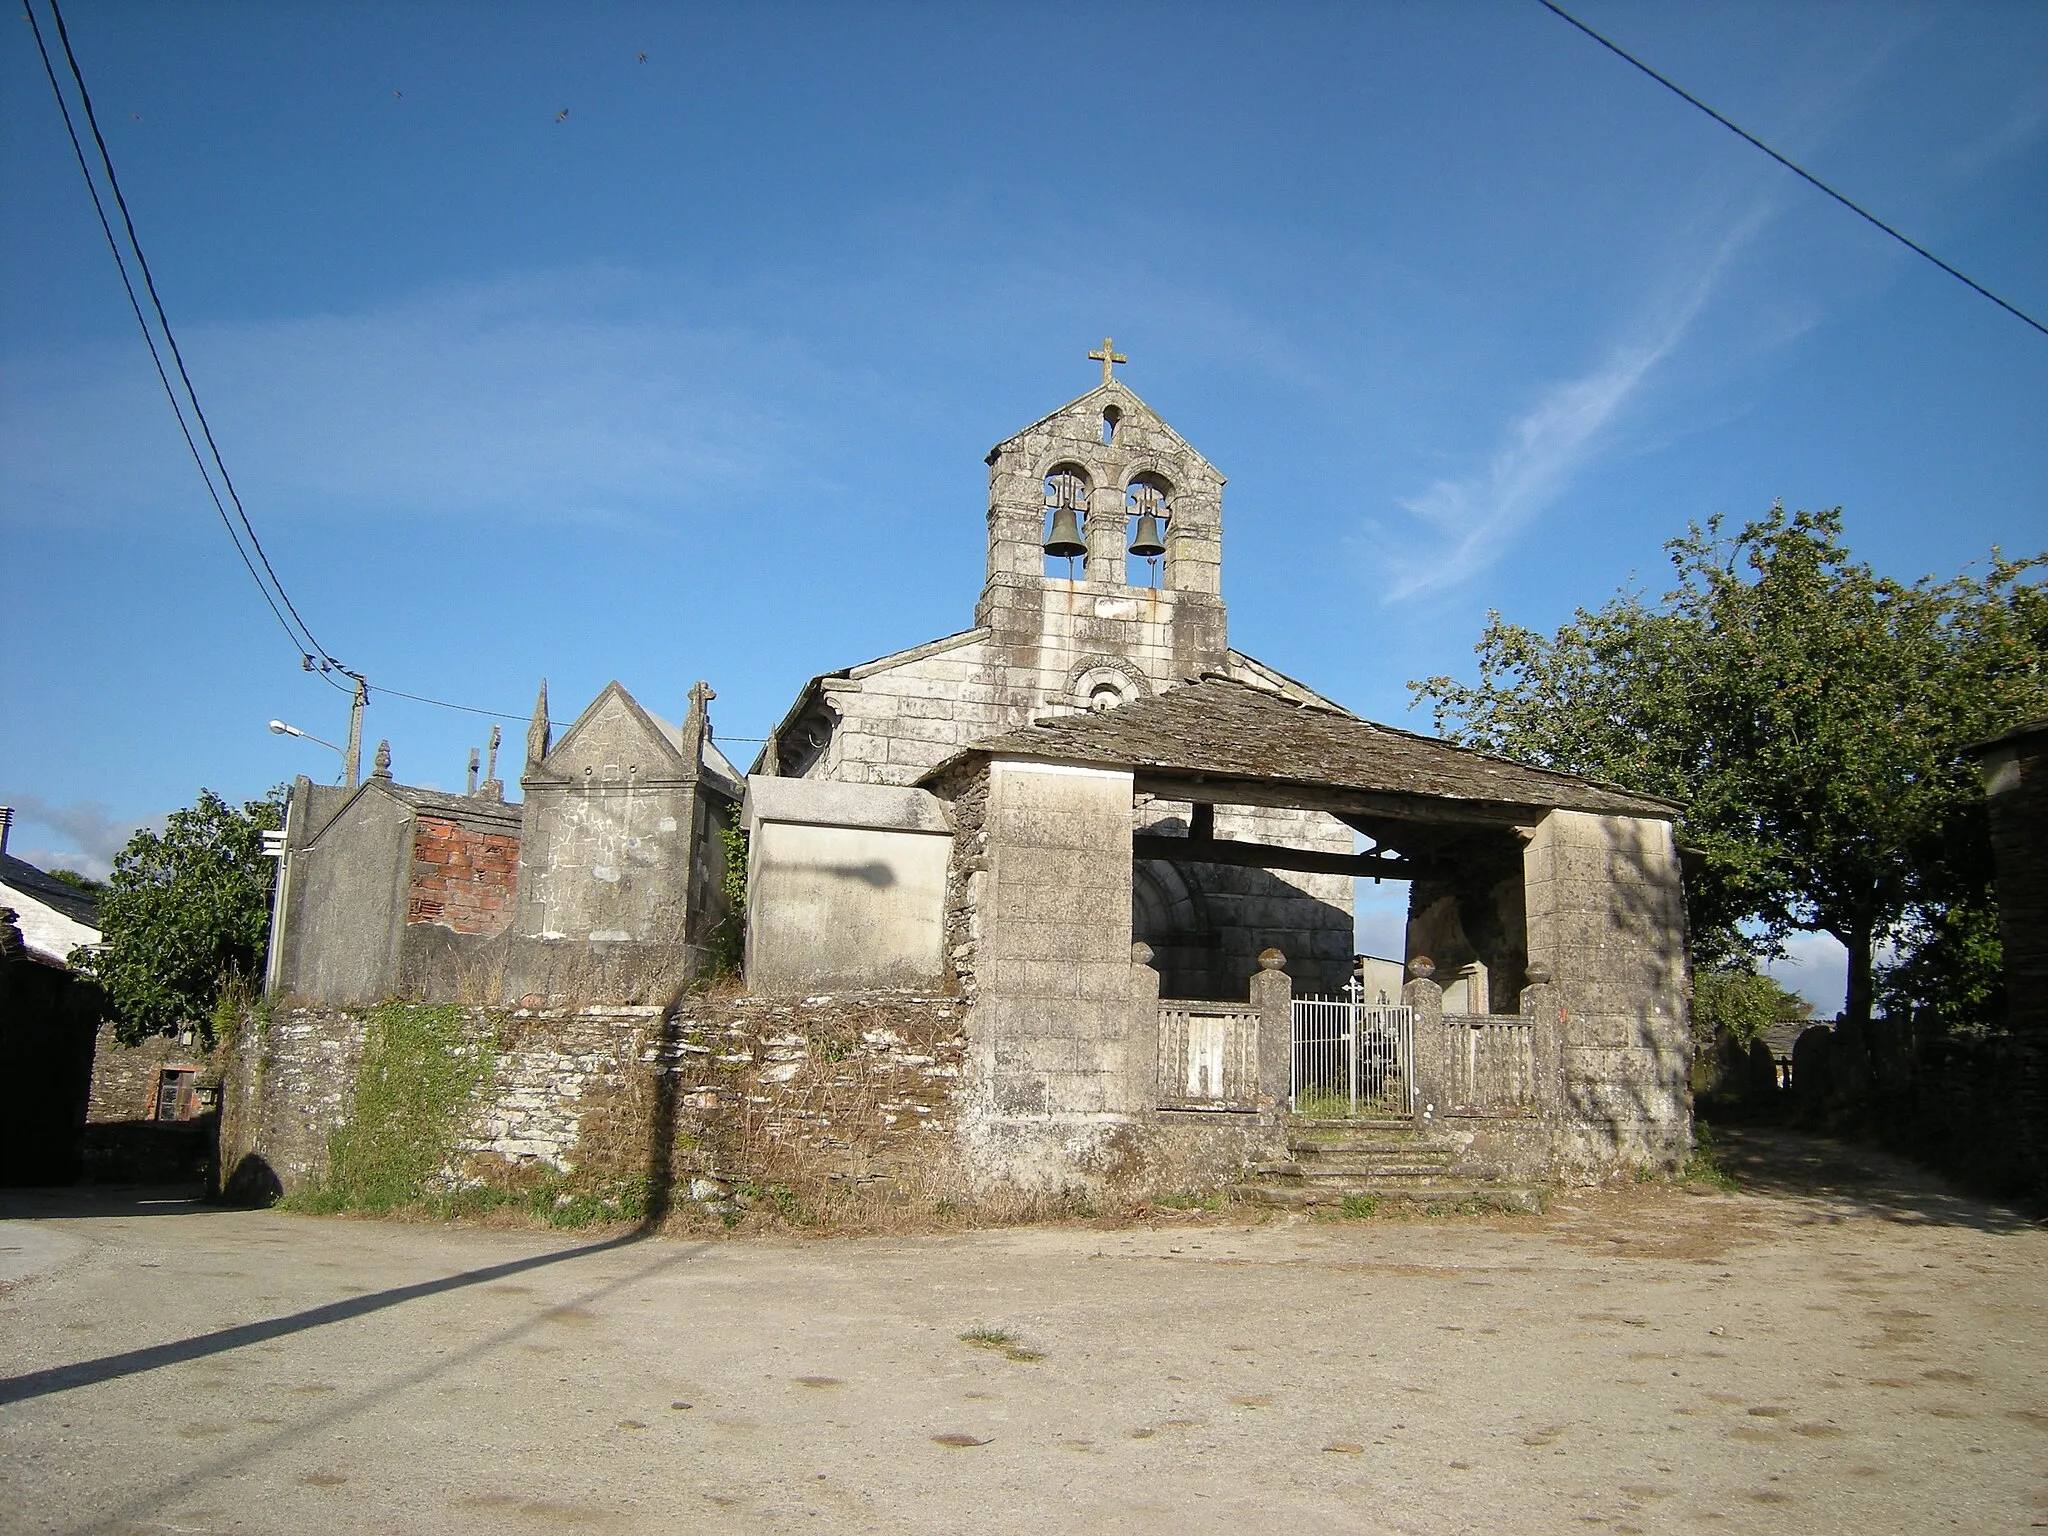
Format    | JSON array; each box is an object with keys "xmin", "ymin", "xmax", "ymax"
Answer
[{"xmin": 1088, "ymin": 337, "xmax": 1127, "ymax": 386}]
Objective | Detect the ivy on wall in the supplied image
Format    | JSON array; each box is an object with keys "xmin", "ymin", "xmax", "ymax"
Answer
[
  {"xmin": 319, "ymin": 1003, "xmax": 494, "ymax": 1212},
  {"xmin": 710, "ymin": 807, "xmax": 749, "ymax": 975}
]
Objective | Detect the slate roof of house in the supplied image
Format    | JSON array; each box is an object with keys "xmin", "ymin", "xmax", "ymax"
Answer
[
  {"xmin": 0, "ymin": 852, "xmax": 100, "ymax": 927},
  {"xmin": 1762, "ymin": 1020, "xmax": 1811, "ymax": 1061},
  {"xmin": 927, "ymin": 676, "xmax": 1679, "ymax": 819}
]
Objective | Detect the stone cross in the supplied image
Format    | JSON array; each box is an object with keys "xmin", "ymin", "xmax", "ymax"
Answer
[
  {"xmin": 688, "ymin": 680, "xmax": 716, "ymax": 715},
  {"xmin": 1088, "ymin": 337, "xmax": 1127, "ymax": 386}
]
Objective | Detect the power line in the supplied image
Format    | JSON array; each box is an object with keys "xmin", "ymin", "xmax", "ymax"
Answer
[
  {"xmin": 28, "ymin": 0, "xmax": 539, "ymax": 732},
  {"xmin": 24, "ymin": 2, "xmax": 318, "ymax": 663},
  {"xmin": 38, "ymin": 0, "xmax": 354, "ymax": 664},
  {"xmin": 371, "ymin": 683, "xmax": 545, "ymax": 724},
  {"xmin": 1535, "ymin": 0, "xmax": 2048, "ymax": 340}
]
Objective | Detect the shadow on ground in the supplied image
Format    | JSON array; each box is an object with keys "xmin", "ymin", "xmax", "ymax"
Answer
[
  {"xmin": 1710, "ymin": 1121, "xmax": 2042, "ymax": 1235},
  {"xmin": 0, "ymin": 1184, "xmax": 210, "ymax": 1221}
]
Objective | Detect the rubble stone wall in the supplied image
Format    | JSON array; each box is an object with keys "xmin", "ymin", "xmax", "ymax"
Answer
[
  {"xmin": 221, "ymin": 992, "xmax": 969, "ymax": 1203},
  {"xmin": 85, "ymin": 1023, "xmax": 206, "ymax": 1123}
]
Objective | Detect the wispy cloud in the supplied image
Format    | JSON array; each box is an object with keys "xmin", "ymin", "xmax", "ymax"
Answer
[
  {"xmin": 0, "ymin": 267, "xmax": 865, "ymax": 534},
  {"xmin": 1, "ymin": 793, "xmax": 158, "ymax": 880},
  {"xmin": 1375, "ymin": 204, "xmax": 1773, "ymax": 603}
]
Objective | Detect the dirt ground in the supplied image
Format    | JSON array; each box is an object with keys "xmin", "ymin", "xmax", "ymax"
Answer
[{"xmin": 3, "ymin": 1126, "xmax": 2044, "ymax": 1536}]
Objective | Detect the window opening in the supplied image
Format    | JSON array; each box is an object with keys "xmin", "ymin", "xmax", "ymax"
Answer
[
  {"xmin": 1043, "ymin": 466, "xmax": 1089, "ymax": 578},
  {"xmin": 1100, "ymin": 405, "xmax": 1121, "ymax": 446},
  {"xmin": 154, "ymin": 1068, "xmax": 196, "ymax": 1121},
  {"xmin": 1089, "ymin": 682, "xmax": 1125, "ymax": 712}
]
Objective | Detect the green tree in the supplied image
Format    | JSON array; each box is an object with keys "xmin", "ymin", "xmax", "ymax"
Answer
[
  {"xmin": 1691, "ymin": 966, "xmax": 1811, "ymax": 1049},
  {"xmin": 1413, "ymin": 505, "xmax": 2046, "ymax": 1031},
  {"xmin": 80, "ymin": 788, "xmax": 284, "ymax": 1044}
]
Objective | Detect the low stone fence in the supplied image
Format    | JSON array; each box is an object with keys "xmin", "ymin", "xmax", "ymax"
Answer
[
  {"xmin": 1444, "ymin": 1015, "xmax": 1538, "ymax": 1114},
  {"xmin": 219, "ymin": 989, "xmax": 969, "ymax": 1215}
]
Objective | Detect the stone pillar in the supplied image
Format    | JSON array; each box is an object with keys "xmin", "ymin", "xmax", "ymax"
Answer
[
  {"xmin": 1129, "ymin": 941, "xmax": 1162, "ymax": 1111},
  {"xmin": 1405, "ymin": 957, "xmax": 1447, "ymax": 1128},
  {"xmin": 1249, "ymin": 948, "xmax": 1292, "ymax": 1114},
  {"xmin": 972, "ymin": 758, "xmax": 1137, "ymax": 1123},
  {"xmin": 1523, "ymin": 809, "xmax": 1691, "ymax": 1172},
  {"xmin": 1520, "ymin": 964, "xmax": 1567, "ymax": 1122}
]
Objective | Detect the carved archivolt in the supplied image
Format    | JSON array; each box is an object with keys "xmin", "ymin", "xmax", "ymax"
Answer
[{"xmin": 1064, "ymin": 655, "xmax": 1151, "ymax": 711}]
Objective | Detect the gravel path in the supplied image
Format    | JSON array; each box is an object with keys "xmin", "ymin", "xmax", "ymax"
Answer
[{"xmin": 3, "ymin": 1127, "xmax": 2043, "ymax": 1535}]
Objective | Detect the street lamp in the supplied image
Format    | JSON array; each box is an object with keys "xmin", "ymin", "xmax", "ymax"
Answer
[
  {"xmin": 269, "ymin": 719, "xmax": 343, "ymax": 755},
  {"xmin": 268, "ymin": 719, "xmax": 351, "ymax": 785}
]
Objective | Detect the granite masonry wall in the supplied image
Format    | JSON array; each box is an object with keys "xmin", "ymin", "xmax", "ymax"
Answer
[
  {"xmin": 1523, "ymin": 809, "xmax": 1692, "ymax": 1175},
  {"xmin": 961, "ymin": 758, "xmax": 1144, "ymax": 1188}
]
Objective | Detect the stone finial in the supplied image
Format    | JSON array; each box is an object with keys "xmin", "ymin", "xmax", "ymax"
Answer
[
  {"xmin": 687, "ymin": 680, "xmax": 716, "ymax": 718},
  {"xmin": 1524, "ymin": 963, "xmax": 1553, "ymax": 986},
  {"xmin": 371, "ymin": 740, "xmax": 393, "ymax": 781},
  {"xmin": 1131, "ymin": 941, "xmax": 1155, "ymax": 967},
  {"xmin": 466, "ymin": 747, "xmax": 480, "ymax": 796},
  {"xmin": 525, "ymin": 680, "xmax": 551, "ymax": 774},
  {"xmin": 1407, "ymin": 954, "xmax": 1436, "ymax": 980},
  {"xmin": 1257, "ymin": 948, "xmax": 1287, "ymax": 972}
]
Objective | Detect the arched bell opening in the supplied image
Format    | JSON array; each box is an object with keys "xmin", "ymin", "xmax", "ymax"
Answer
[
  {"xmin": 1125, "ymin": 473, "xmax": 1172, "ymax": 587},
  {"xmin": 1042, "ymin": 463, "xmax": 1090, "ymax": 578}
]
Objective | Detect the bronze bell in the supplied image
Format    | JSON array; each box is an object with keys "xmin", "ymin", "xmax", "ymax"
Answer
[
  {"xmin": 1043, "ymin": 505, "xmax": 1086, "ymax": 558},
  {"xmin": 1127, "ymin": 511, "xmax": 1166, "ymax": 559}
]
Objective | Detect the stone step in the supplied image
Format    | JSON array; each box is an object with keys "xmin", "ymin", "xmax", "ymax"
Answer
[
  {"xmin": 1287, "ymin": 1138, "xmax": 1448, "ymax": 1157},
  {"xmin": 1252, "ymin": 1161, "xmax": 1457, "ymax": 1180},
  {"xmin": 1286, "ymin": 1122, "xmax": 1417, "ymax": 1138},
  {"xmin": 1228, "ymin": 1180, "xmax": 1544, "ymax": 1215}
]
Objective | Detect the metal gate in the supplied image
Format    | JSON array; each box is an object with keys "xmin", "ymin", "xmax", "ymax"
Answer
[{"xmin": 1290, "ymin": 983, "xmax": 1414, "ymax": 1118}]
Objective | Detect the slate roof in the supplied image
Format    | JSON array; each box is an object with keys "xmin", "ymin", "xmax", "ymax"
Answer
[
  {"xmin": 1762, "ymin": 1020, "xmax": 1812, "ymax": 1061},
  {"xmin": 928, "ymin": 677, "xmax": 1678, "ymax": 819},
  {"xmin": 0, "ymin": 852, "xmax": 101, "ymax": 926},
  {"xmin": 371, "ymin": 782, "xmax": 522, "ymax": 828}
]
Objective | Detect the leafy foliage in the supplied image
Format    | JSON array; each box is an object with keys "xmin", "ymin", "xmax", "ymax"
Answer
[
  {"xmin": 1878, "ymin": 898, "xmax": 2005, "ymax": 1039},
  {"xmin": 1413, "ymin": 506, "xmax": 2046, "ymax": 1028},
  {"xmin": 709, "ymin": 807, "xmax": 749, "ymax": 974},
  {"xmin": 1691, "ymin": 967, "xmax": 1810, "ymax": 1048},
  {"xmin": 81, "ymin": 788, "xmax": 284, "ymax": 1044},
  {"xmin": 47, "ymin": 868, "xmax": 106, "ymax": 897},
  {"xmin": 323, "ymin": 1003, "xmax": 494, "ymax": 1211}
]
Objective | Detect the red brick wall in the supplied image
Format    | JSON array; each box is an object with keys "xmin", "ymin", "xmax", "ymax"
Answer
[{"xmin": 407, "ymin": 817, "xmax": 518, "ymax": 935}]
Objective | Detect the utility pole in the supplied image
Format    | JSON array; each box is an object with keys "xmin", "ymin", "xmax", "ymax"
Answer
[{"xmin": 343, "ymin": 675, "xmax": 368, "ymax": 787}]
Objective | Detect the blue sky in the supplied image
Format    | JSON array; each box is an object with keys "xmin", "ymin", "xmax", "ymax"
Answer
[{"xmin": 4, "ymin": 1, "xmax": 2044, "ymax": 1012}]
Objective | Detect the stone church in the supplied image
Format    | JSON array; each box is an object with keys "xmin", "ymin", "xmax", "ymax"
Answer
[
  {"xmin": 254, "ymin": 351, "xmax": 1693, "ymax": 1198},
  {"xmin": 755, "ymin": 359, "xmax": 1358, "ymax": 1001}
]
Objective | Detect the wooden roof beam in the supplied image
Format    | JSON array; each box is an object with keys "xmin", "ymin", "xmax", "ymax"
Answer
[
  {"xmin": 1133, "ymin": 832, "xmax": 1420, "ymax": 879},
  {"xmin": 1130, "ymin": 771, "xmax": 1538, "ymax": 828}
]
